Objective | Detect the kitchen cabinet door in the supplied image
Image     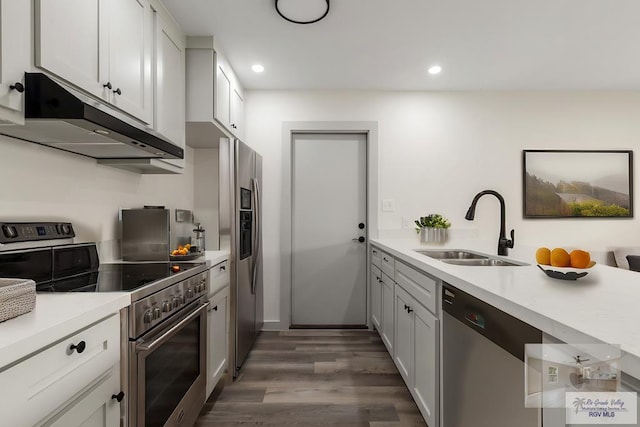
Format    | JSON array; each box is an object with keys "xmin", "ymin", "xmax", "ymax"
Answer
[
  {"xmin": 45, "ymin": 365, "xmax": 121, "ymax": 427},
  {"xmin": 216, "ymin": 61, "xmax": 231, "ymax": 130},
  {"xmin": 107, "ymin": 0, "xmax": 152, "ymax": 124},
  {"xmin": 0, "ymin": 0, "xmax": 30, "ymax": 125},
  {"xmin": 370, "ymin": 265, "xmax": 382, "ymax": 329},
  {"xmin": 412, "ymin": 299, "xmax": 438, "ymax": 427},
  {"xmin": 154, "ymin": 4, "xmax": 185, "ymax": 168},
  {"xmin": 36, "ymin": 0, "xmax": 109, "ymax": 101},
  {"xmin": 380, "ymin": 272, "xmax": 394, "ymax": 354},
  {"xmin": 230, "ymin": 85, "xmax": 244, "ymax": 138},
  {"xmin": 394, "ymin": 284, "xmax": 413, "ymax": 384},
  {"xmin": 207, "ymin": 286, "xmax": 229, "ymax": 398}
]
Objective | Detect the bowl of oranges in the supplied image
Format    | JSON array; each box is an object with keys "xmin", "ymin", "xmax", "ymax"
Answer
[
  {"xmin": 170, "ymin": 244, "xmax": 202, "ymax": 261},
  {"xmin": 536, "ymin": 247, "xmax": 595, "ymax": 280}
]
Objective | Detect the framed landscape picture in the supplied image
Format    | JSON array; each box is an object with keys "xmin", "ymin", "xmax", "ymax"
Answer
[{"xmin": 523, "ymin": 150, "xmax": 633, "ymax": 218}]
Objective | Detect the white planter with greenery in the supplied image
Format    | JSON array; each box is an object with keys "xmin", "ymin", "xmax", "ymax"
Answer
[{"xmin": 415, "ymin": 214, "xmax": 451, "ymax": 244}]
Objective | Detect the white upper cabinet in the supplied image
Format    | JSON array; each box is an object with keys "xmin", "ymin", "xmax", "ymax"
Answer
[
  {"xmin": 35, "ymin": 0, "xmax": 152, "ymax": 124},
  {"xmin": 230, "ymin": 85, "xmax": 244, "ymax": 138},
  {"xmin": 153, "ymin": 1, "xmax": 185, "ymax": 168},
  {"xmin": 107, "ymin": 0, "xmax": 152, "ymax": 124},
  {"xmin": 0, "ymin": 0, "xmax": 31, "ymax": 125},
  {"xmin": 185, "ymin": 37, "xmax": 245, "ymax": 146}
]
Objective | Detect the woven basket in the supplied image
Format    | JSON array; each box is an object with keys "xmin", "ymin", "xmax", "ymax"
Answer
[{"xmin": 0, "ymin": 278, "xmax": 36, "ymax": 323}]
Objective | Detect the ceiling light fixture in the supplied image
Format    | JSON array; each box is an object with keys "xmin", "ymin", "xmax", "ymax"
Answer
[
  {"xmin": 275, "ymin": 0, "xmax": 330, "ymax": 25},
  {"xmin": 252, "ymin": 64, "xmax": 265, "ymax": 73},
  {"xmin": 428, "ymin": 65, "xmax": 442, "ymax": 75}
]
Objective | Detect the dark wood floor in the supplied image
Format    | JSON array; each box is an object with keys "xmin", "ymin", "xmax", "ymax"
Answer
[{"xmin": 195, "ymin": 330, "xmax": 427, "ymax": 427}]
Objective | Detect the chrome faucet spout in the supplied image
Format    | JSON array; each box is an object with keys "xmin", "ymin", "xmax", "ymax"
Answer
[{"xmin": 465, "ymin": 190, "xmax": 515, "ymax": 256}]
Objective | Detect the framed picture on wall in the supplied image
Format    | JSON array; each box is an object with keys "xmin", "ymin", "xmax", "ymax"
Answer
[{"xmin": 523, "ymin": 150, "xmax": 633, "ymax": 218}]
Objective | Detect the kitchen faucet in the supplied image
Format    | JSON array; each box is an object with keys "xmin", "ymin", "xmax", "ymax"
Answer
[{"xmin": 465, "ymin": 190, "xmax": 515, "ymax": 256}]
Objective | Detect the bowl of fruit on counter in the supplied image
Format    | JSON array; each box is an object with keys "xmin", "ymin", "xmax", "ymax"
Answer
[
  {"xmin": 536, "ymin": 247, "xmax": 595, "ymax": 280},
  {"xmin": 170, "ymin": 244, "xmax": 202, "ymax": 261}
]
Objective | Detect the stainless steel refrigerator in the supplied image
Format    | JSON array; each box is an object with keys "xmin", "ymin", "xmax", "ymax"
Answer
[{"xmin": 220, "ymin": 138, "xmax": 263, "ymax": 376}]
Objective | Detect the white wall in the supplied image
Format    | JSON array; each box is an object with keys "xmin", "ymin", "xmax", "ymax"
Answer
[
  {"xmin": 193, "ymin": 148, "xmax": 219, "ymax": 250},
  {"xmin": 0, "ymin": 135, "xmax": 195, "ymax": 260},
  {"xmin": 244, "ymin": 90, "xmax": 640, "ymax": 324}
]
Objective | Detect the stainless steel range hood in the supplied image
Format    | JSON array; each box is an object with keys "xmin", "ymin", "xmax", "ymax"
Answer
[{"xmin": 0, "ymin": 73, "xmax": 183, "ymax": 160}]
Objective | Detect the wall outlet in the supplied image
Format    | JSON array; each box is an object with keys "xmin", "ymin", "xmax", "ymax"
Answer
[{"xmin": 382, "ymin": 199, "xmax": 395, "ymax": 212}]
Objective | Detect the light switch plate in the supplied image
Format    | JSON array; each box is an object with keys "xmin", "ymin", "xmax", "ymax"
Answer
[{"xmin": 382, "ymin": 199, "xmax": 395, "ymax": 212}]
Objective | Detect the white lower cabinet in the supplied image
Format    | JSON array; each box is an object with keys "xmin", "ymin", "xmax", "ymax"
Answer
[
  {"xmin": 370, "ymin": 264, "xmax": 382, "ymax": 329},
  {"xmin": 394, "ymin": 282, "xmax": 439, "ymax": 427},
  {"xmin": 45, "ymin": 365, "xmax": 121, "ymax": 427},
  {"xmin": 380, "ymin": 272, "xmax": 395, "ymax": 354},
  {"xmin": 207, "ymin": 285, "xmax": 229, "ymax": 397},
  {"xmin": 0, "ymin": 314, "xmax": 122, "ymax": 427}
]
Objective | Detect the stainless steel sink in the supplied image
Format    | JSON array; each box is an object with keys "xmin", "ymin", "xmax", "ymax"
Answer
[
  {"xmin": 441, "ymin": 258, "xmax": 526, "ymax": 267},
  {"xmin": 413, "ymin": 249, "xmax": 488, "ymax": 260},
  {"xmin": 414, "ymin": 248, "xmax": 527, "ymax": 266}
]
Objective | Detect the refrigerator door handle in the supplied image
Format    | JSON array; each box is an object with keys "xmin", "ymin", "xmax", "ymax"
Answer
[{"xmin": 251, "ymin": 177, "xmax": 261, "ymax": 295}]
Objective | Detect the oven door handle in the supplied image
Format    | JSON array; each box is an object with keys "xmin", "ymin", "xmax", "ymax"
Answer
[{"xmin": 136, "ymin": 302, "xmax": 209, "ymax": 353}]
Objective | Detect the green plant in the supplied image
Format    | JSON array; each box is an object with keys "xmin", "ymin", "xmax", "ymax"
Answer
[{"xmin": 414, "ymin": 214, "xmax": 451, "ymax": 233}]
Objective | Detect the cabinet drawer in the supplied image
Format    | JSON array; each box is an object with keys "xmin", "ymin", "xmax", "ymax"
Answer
[
  {"xmin": 371, "ymin": 246, "xmax": 382, "ymax": 268},
  {"xmin": 209, "ymin": 260, "xmax": 230, "ymax": 296},
  {"xmin": 395, "ymin": 261, "xmax": 438, "ymax": 315},
  {"xmin": 0, "ymin": 314, "xmax": 120, "ymax": 426},
  {"xmin": 380, "ymin": 251, "xmax": 395, "ymax": 279}
]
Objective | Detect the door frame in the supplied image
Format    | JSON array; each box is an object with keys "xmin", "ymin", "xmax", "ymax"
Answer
[{"xmin": 268, "ymin": 121, "xmax": 379, "ymax": 330}]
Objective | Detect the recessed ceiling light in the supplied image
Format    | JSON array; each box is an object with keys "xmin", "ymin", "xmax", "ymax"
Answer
[
  {"xmin": 252, "ymin": 64, "xmax": 265, "ymax": 73},
  {"xmin": 427, "ymin": 65, "xmax": 442, "ymax": 75}
]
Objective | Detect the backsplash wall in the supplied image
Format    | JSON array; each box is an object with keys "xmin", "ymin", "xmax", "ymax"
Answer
[{"xmin": 0, "ymin": 135, "xmax": 195, "ymax": 260}]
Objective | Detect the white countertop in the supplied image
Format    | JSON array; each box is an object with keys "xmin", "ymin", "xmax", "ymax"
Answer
[
  {"xmin": 201, "ymin": 250, "xmax": 230, "ymax": 267},
  {"xmin": 0, "ymin": 292, "xmax": 130, "ymax": 369},
  {"xmin": 371, "ymin": 238, "xmax": 640, "ymax": 378}
]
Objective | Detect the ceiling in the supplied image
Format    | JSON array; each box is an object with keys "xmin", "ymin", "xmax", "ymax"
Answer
[{"xmin": 162, "ymin": 0, "xmax": 640, "ymax": 91}]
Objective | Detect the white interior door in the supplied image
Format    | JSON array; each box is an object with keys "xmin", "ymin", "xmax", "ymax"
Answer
[{"xmin": 292, "ymin": 133, "xmax": 367, "ymax": 326}]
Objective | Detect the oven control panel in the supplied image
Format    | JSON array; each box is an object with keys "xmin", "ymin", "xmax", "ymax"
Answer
[
  {"xmin": 131, "ymin": 271, "xmax": 209, "ymax": 338},
  {"xmin": 0, "ymin": 222, "xmax": 75, "ymax": 244}
]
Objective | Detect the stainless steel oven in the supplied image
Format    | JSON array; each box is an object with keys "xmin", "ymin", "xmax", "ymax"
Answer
[{"xmin": 130, "ymin": 298, "xmax": 208, "ymax": 427}]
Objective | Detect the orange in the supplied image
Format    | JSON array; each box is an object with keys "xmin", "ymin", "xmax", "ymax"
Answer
[
  {"xmin": 550, "ymin": 248, "xmax": 571, "ymax": 267},
  {"xmin": 535, "ymin": 247, "xmax": 551, "ymax": 265},
  {"xmin": 570, "ymin": 249, "xmax": 591, "ymax": 269}
]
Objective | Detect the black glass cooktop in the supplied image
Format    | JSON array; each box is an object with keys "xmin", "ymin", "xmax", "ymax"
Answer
[{"xmin": 36, "ymin": 262, "xmax": 204, "ymax": 293}]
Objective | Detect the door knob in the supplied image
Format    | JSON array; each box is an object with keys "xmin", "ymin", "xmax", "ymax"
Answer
[
  {"xmin": 9, "ymin": 82, "xmax": 24, "ymax": 93},
  {"xmin": 113, "ymin": 88, "xmax": 122, "ymax": 95},
  {"xmin": 352, "ymin": 236, "xmax": 365, "ymax": 243},
  {"xmin": 358, "ymin": 223, "xmax": 365, "ymax": 229}
]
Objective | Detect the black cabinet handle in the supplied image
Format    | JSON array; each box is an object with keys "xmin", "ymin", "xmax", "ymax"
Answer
[
  {"xmin": 358, "ymin": 222, "xmax": 365, "ymax": 229},
  {"xmin": 113, "ymin": 88, "xmax": 122, "ymax": 95},
  {"xmin": 220, "ymin": 266, "xmax": 226, "ymax": 271},
  {"xmin": 404, "ymin": 304, "xmax": 409, "ymax": 311},
  {"xmin": 407, "ymin": 307, "xmax": 414, "ymax": 314},
  {"xmin": 69, "ymin": 340, "xmax": 86, "ymax": 354},
  {"xmin": 213, "ymin": 306, "xmax": 218, "ymax": 311},
  {"xmin": 9, "ymin": 82, "xmax": 24, "ymax": 93},
  {"xmin": 103, "ymin": 82, "xmax": 112, "ymax": 90},
  {"xmin": 111, "ymin": 391, "xmax": 125, "ymax": 402}
]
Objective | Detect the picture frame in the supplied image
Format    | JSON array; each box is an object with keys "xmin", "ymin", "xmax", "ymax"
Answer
[{"xmin": 523, "ymin": 150, "xmax": 633, "ymax": 218}]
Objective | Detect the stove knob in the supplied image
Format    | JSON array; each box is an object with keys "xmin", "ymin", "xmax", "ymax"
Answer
[
  {"xmin": 172, "ymin": 297, "xmax": 180, "ymax": 308},
  {"xmin": 153, "ymin": 307, "xmax": 161, "ymax": 320},
  {"xmin": 162, "ymin": 301, "xmax": 172, "ymax": 312},
  {"xmin": 143, "ymin": 310, "xmax": 153, "ymax": 324},
  {"xmin": 200, "ymin": 280, "xmax": 207, "ymax": 292},
  {"xmin": 186, "ymin": 288, "xmax": 194, "ymax": 298},
  {"xmin": 195, "ymin": 284, "xmax": 202, "ymax": 294},
  {"xmin": 179, "ymin": 294, "xmax": 186, "ymax": 304},
  {"xmin": 2, "ymin": 225, "xmax": 17, "ymax": 238},
  {"xmin": 60, "ymin": 224, "xmax": 71, "ymax": 235}
]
